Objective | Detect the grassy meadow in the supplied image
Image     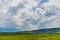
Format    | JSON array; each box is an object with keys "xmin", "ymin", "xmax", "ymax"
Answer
[{"xmin": 0, "ymin": 33, "xmax": 60, "ymax": 40}]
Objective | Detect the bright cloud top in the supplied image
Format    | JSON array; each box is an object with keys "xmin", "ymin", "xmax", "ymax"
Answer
[{"xmin": 0, "ymin": 0, "xmax": 60, "ymax": 31}]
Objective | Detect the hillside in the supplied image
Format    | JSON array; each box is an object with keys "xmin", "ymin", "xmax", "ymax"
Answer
[{"xmin": 20, "ymin": 28, "xmax": 60, "ymax": 34}]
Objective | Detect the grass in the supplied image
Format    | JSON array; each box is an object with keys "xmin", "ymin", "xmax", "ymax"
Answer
[{"xmin": 0, "ymin": 33, "xmax": 60, "ymax": 40}]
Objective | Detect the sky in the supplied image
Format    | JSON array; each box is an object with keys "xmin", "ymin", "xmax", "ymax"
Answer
[{"xmin": 0, "ymin": 0, "xmax": 60, "ymax": 32}]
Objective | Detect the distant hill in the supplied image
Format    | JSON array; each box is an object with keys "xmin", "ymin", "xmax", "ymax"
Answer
[
  {"xmin": 30, "ymin": 28, "xmax": 60, "ymax": 34},
  {"xmin": 0, "ymin": 28, "xmax": 60, "ymax": 34},
  {"xmin": 20, "ymin": 28, "xmax": 60, "ymax": 34}
]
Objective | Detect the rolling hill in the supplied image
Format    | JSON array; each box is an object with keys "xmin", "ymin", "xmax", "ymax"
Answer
[{"xmin": 20, "ymin": 28, "xmax": 60, "ymax": 34}]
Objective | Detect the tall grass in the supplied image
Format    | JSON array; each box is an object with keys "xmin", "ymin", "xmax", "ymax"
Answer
[{"xmin": 0, "ymin": 33, "xmax": 60, "ymax": 40}]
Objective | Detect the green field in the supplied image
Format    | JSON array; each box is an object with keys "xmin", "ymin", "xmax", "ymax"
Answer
[{"xmin": 0, "ymin": 33, "xmax": 60, "ymax": 40}]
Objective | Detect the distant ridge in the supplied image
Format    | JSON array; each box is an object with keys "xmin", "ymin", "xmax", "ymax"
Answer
[
  {"xmin": 30, "ymin": 28, "xmax": 60, "ymax": 34},
  {"xmin": 19, "ymin": 28, "xmax": 60, "ymax": 34},
  {"xmin": 0, "ymin": 28, "xmax": 60, "ymax": 34}
]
